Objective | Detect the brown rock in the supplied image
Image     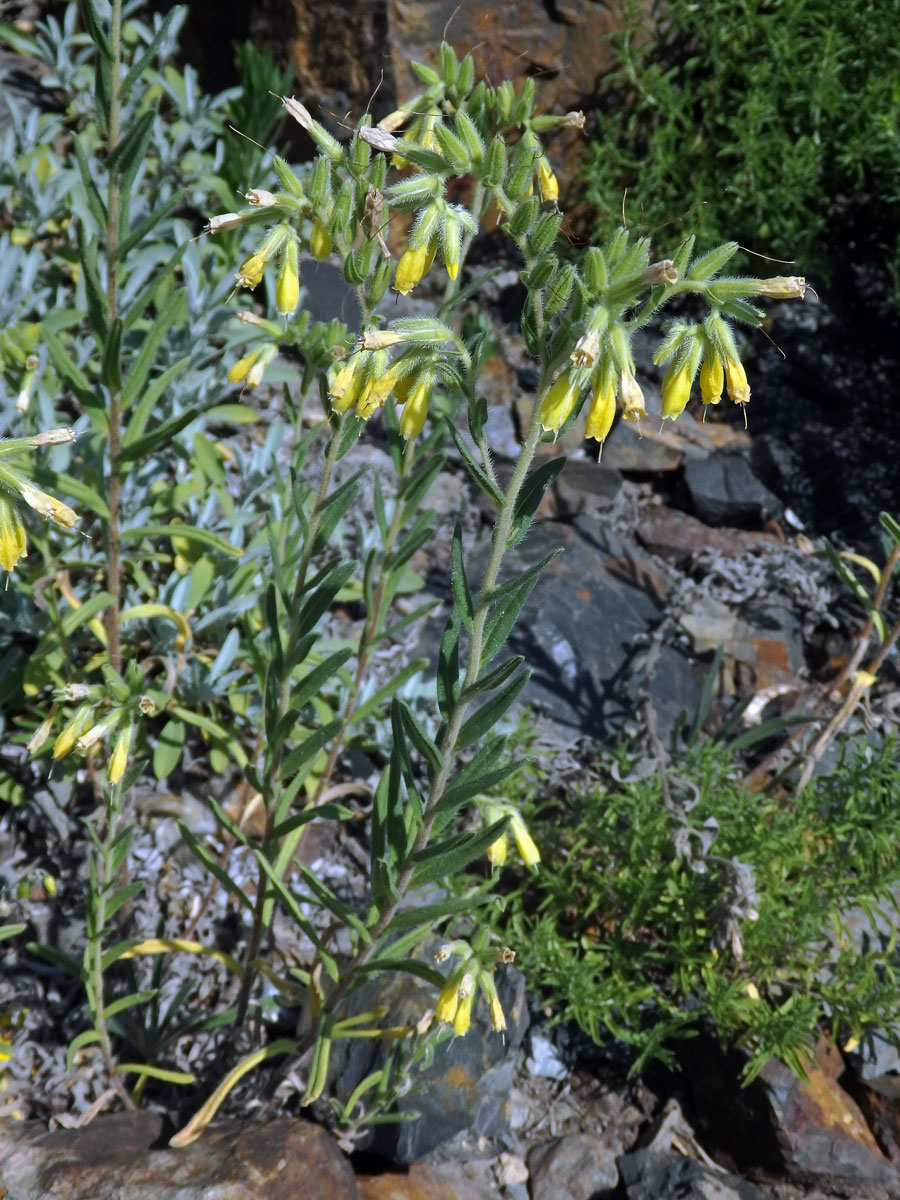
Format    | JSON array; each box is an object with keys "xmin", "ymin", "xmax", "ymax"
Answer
[
  {"xmin": 756, "ymin": 1037, "xmax": 899, "ymax": 1186},
  {"xmin": 358, "ymin": 1160, "xmax": 497, "ymax": 1200},
  {"xmin": 0, "ymin": 1113, "xmax": 360, "ymax": 1200},
  {"xmin": 636, "ymin": 506, "xmax": 779, "ymax": 564}
]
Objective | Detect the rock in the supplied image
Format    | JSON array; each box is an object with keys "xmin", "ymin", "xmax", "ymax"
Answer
[
  {"xmin": 683, "ymin": 451, "xmax": 783, "ymax": 528},
  {"xmin": 528, "ymin": 1132, "xmax": 621, "ymax": 1200},
  {"xmin": 616, "ymin": 1149, "xmax": 768, "ymax": 1200},
  {"xmin": 680, "ymin": 1034, "xmax": 900, "ymax": 1193},
  {"xmin": 756, "ymin": 1040, "xmax": 900, "ymax": 1189},
  {"xmin": 848, "ymin": 1071, "xmax": 900, "ymax": 1170},
  {"xmin": 0, "ymin": 1113, "xmax": 360, "ymax": 1200},
  {"xmin": 525, "ymin": 1031, "xmax": 568, "ymax": 1081},
  {"xmin": 636, "ymin": 506, "xmax": 781, "ymax": 565},
  {"xmin": 548, "ymin": 456, "xmax": 623, "ymax": 517},
  {"xmin": 358, "ymin": 1159, "xmax": 498, "ymax": 1200},
  {"xmin": 321, "ymin": 959, "xmax": 528, "ymax": 1163}
]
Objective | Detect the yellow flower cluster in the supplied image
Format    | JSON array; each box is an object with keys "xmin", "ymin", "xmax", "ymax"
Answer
[
  {"xmin": 0, "ymin": 429, "xmax": 78, "ymax": 573},
  {"xmin": 327, "ymin": 345, "xmax": 434, "ymax": 439},
  {"xmin": 483, "ymin": 801, "xmax": 541, "ymax": 868},
  {"xmin": 432, "ymin": 942, "xmax": 512, "ymax": 1036},
  {"xmin": 34, "ymin": 686, "xmax": 154, "ymax": 785}
]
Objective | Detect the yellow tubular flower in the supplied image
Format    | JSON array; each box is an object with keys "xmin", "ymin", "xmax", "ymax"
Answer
[
  {"xmin": 619, "ymin": 369, "xmax": 646, "ymax": 421},
  {"xmin": 53, "ymin": 705, "xmax": 91, "ymax": 759},
  {"xmin": 228, "ymin": 348, "xmax": 262, "ymax": 385},
  {"xmin": 399, "ymin": 375, "xmax": 432, "ymax": 439},
  {"xmin": 453, "ymin": 978, "xmax": 476, "ymax": 1036},
  {"xmin": 585, "ymin": 379, "xmax": 616, "ymax": 444},
  {"xmin": 276, "ymin": 239, "xmax": 300, "ymax": 316},
  {"xmin": 108, "ymin": 724, "xmax": 131, "ymax": 784},
  {"xmin": 479, "ymin": 972, "xmax": 507, "ymax": 1033},
  {"xmin": 660, "ymin": 363, "xmax": 693, "ymax": 420},
  {"xmin": 328, "ymin": 352, "xmax": 366, "ymax": 414},
  {"xmin": 358, "ymin": 360, "xmax": 404, "ymax": 419},
  {"xmin": 245, "ymin": 344, "xmax": 277, "ymax": 390},
  {"xmin": 537, "ymin": 157, "xmax": 559, "ymax": 203},
  {"xmin": 309, "ymin": 217, "xmax": 332, "ymax": 261},
  {"xmin": 539, "ymin": 370, "xmax": 579, "ymax": 433},
  {"xmin": 510, "ymin": 814, "xmax": 541, "ymax": 866},
  {"xmin": 435, "ymin": 967, "xmax": 464, "ymax": 1025},
  {"xmin": 724, "ymin": 357, "xmax": 751, "ymax": 406},
  {"xmin": 17, "ymin": 482, "xmax": 77, "ymax": 529},
  {"xmin": 0, "ymin": 494, "xmax": 27, "ymax": 572},
  {"xmin": 699, "ymin": 355, "xmax": 724, "ymax": 406},
  {"xmin": 395, "ymin": 245, "xmax": 429, "ymax": 296},
  {"xmin": 235, "ymin": 252, "xmax": 266, "ymax": 289},
  {"xmin": 487, "ymin": 833, "xmax": 508, "ymax": 867}
]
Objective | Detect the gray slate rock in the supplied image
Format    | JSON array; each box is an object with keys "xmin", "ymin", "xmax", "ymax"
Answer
[
  {"xmin": 683, "ymin": 452, "xmax": 783, "ymax": 528},
  {"xmin": 528, "ymin": 1132, "xmax": 622, "ymax": 1200},
  {"xmin": 616, "ymin": 1149, "xmax": 768, "ymax": 1200}
]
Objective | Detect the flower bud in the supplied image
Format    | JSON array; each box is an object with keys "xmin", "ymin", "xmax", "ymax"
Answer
[
  {"xmin": 276, "ymin": 238, "xmax": 300, "ymax": 316},
  {"xmin": 537, "ymin": 157, "xmax": 559, "ymax": 204},
  {"xmin": 245, "ymin": 343, "xmax": 277, "ymax": 389},
  {"xmin": 394, "ymin": 241, "xmax": 436, "ymax": 295},
  {"xmin": 399, "ymin": 374, "xmax": 432, "ymax": 439},
  {"xmin": 17, "ymin": 482, "xmax": 77, "ymax": 529},
  {"xmin": 108, "ymin": 723, "xmax": 132, "ymax": 784},
  {"xmin": 309, "ymin": 216, "xmax": 332, "ymax": 261},
  {"xmin": 29, "ymin": 428, "xmax": 76, "ymax": 446}
]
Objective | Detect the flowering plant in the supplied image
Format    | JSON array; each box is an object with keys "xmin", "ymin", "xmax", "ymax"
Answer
[{"xmin": 1, "ymin": 0, "xmax": 804, "ymax": 1141}]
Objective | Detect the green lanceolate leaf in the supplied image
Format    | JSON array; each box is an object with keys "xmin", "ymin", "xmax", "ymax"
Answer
[
  {"xmin": 72, "ymin": 134, "xmax": 107, "ymax": 228},
  {"xmin": 312, "ymin": 468, "xmax": 366, "ymax": 555},
  {"xmin": 408, "ymin": 818, "xmax": 508, "ymax": 887},
  {"xmin": 101, "ymin": 317, "xmax": 123, "ymax": 392},
  {"xmin": 384, "ymin": 894, "xmax": 489, "ymax": 935},
  {"xmin": 463, "ymin": 655, "xmax": 525, "ymax": 699},
  {"xmin": 451, "ymin": 521, "xmax": 474, "ymax": 630},
  {"xmin": 295, "ymin": 561, "xmax": 358, "ymax": 638},
  {"xmin": 153, "ymin": 718, "xmax": 186, "ymax": 780},
  {"xmin": 179, "ymin": 822, "xmax": 255, "ymax": 913},
  {"xmin": 398, "ymin": 700, "xmax": 442, "ymax": 777},
  {"xmin": 107, "ymin": 106, "xmax": 156, "ymax": 178},
  {"xmin": 120, "ymin": 7, "xmax": 182, "ymax": 94},
  {"xmin": 436, "ymin": 607, "xmax": 461, "ymax": 722},
  {"xmin": 400, "ymin": 452, "xmax": 446, "ymax": 520},
  {"xmin": 445, "ymin": 419, "xmax": 505, "ymax": 506},
  {"xmin": 437, "ymin": 758, "xmax": 525, "ymax": 820},
  {"xmin": 456, "ymin": 669, "xmax": 529, "ymax": 748},
  {"xmin": 121, "ymin": 291, "xmax": 186, "ymax": 408},
  {"xmin": 481, "ymin": 550, "xmax": 561, "ymax": 664},
  {"xmin": 280, "ymin": 719, "xmax": 343, "ymax": 781},
  {"xmin": 508, "ymin": 458, "xmax": 566, "ymax": 549}
]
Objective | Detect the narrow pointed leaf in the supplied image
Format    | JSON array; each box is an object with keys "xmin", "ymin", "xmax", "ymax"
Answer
[{"xmin": 457, "ymin": 669, "xmax": 529, "ymax": 747}]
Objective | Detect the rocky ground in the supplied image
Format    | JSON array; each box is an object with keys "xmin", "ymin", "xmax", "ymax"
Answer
[{"xmin": 4, "ymin": 264, "xmax": 900, "ymax": 1198}]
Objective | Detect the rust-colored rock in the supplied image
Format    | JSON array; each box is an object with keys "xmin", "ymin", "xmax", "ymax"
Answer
[
  {"xmin": 0, "ymin": 1113, "xmax": 360, "ymax": 1200},
  {"xmin": 358, "ymin": 1160, "xmax": 497, "ymax": 1200},
  {"xmin": 636, "ymin": 506, "xmax": 779, "ymax": 564}
]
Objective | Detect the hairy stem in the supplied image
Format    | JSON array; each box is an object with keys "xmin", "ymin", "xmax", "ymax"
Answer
[{"xmin": 104, "ymin": 0, "xmax": 123, "ymax": 672}]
